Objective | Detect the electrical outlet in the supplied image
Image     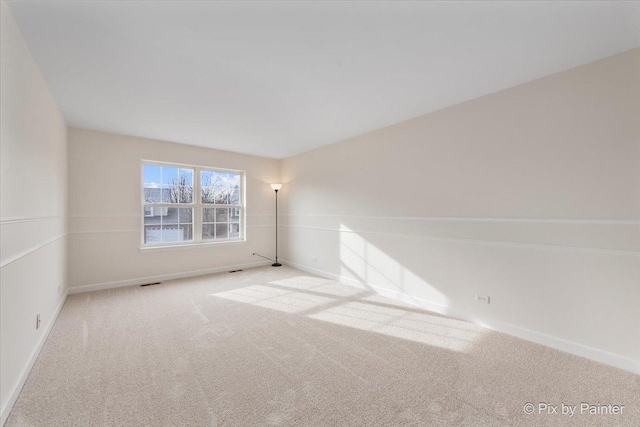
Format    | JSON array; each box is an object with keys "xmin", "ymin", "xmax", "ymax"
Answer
[
  {"xmin": 57, "ymin": 285, "xmax": 61, "ymax": 293},
  {"xmin": 311, "ymin": 257, "xmax": 318, "ymax": 262},
  {"xmin": 36, "ymin": 314, "xmax": 41, "ymax": 330},
  {"xmin": 475, "ymin": 294, "xmax": 490, "ymax": 304}
]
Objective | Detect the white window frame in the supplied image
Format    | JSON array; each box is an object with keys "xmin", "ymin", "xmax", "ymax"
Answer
[{"xmin": 140, "ymin": 160, "xmax": 246, "ymax": 250}]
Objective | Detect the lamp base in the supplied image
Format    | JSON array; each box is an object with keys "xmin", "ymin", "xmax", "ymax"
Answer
[{"xmin": 271, "ymin": 262, "xmax": 282, "ymax": 267}]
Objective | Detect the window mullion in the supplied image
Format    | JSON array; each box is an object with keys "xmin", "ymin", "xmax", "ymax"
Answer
[{"xmin": 195, "ymin": 167, "xmax": 202, "ymax": 242}]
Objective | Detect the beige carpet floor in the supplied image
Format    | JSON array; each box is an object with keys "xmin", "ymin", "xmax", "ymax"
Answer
[{"xmin": 6, "ymin": 266, "xmax": 639, "ymax": 426}]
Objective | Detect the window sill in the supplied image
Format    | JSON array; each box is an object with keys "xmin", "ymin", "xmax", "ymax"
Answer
[{"xmin": 139, "ymin": 239, "xmax": 246, "ymax": 252}]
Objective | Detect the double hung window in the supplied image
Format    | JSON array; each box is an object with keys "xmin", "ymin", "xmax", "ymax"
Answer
[{"xmin": 142, "ymin": 162, "xmax": 244, "ymax": 247}]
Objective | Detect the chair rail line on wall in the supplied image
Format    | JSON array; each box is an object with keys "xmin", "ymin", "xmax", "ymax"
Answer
[
  {"xmin": 281, "ymin": 213, "xmax": 639, "ymax": 225},
  {"xmin": 67, "ymin": 213, "xmax": 276, "ymax": 218},
  {"xmin": 0, "ymin": 234, "xmax": 67, "ymax": 268},
  {"xmin": 283, "ymin": 224, "xmax": 640, "ymax": 257},
  {"xmin": 0, "ymin": 215, "xmax": 65, "ymax": 224},
  {"xmin": 67, "ymin": 224, "xmax": 275, "ymax": 235}
]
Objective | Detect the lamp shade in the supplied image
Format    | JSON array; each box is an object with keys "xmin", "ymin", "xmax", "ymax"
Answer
[{"xmin": 270, "ymin": 183, "xmax": 283, "ymax": 191}]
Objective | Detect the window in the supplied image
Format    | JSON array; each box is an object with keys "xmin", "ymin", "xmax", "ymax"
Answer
[{"xmin": 142, "ymin": 162, "xmax": 244, "ymax": 247}]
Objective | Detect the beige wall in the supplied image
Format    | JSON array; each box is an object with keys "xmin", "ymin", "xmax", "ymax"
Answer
[
  {"xmin": 67, "ymin": 128, "xmax": 280, "ymax": 290},
  {"xmin": 2, "ymin": 7, "xmax": 638, "ymax": 418},
  {"xmin": 0, "ymin": 1, "xmax": 68, "ymax": 421},
  {"xmin": 280, "ymin": 48, "xmax": 640, "ymax": 371}
]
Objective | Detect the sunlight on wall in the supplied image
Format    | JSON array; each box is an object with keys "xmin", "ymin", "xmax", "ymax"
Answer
[
  {"xmin": 211, "ymin": 276, "xmax": 483, "ymax": 352},
  {"xmin": 339, "ymin": 225, "xmax": 449, "ymax": 307}
]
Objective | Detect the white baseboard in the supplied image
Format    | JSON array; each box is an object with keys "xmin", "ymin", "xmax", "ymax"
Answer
[
  {"xmin": 281, "ymin": 259, "xmax": 640, "ymax": 375},
  {"xmin": 3, "ymin": 259, "xmax": 634, "ymax": 427},
  {"xmin": 67, "ymin": 261, "xmax": 271, "ymax": 295},
  {"xmin": 1, "ymin": 291, "xmax": 69, "ymax": 426}
]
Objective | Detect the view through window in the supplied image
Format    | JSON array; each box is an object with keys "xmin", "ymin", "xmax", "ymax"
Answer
[{"xmin": 142, "ymin": 162, "xmax": 243, "ymax": 246}]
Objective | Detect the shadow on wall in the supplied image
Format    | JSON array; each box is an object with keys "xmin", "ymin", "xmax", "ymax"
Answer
[{"xmin": 211, "ymin": 275, "xmax": 484, "ymax": 353}]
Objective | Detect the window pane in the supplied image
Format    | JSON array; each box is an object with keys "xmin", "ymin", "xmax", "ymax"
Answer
[
  {"xmin": 179, "ymin": 168, "xmax": 193, "ymax": 186},
  {"xmin": 161, "ymin": 225, "xmax": 192, "ymax": 243},
  {"xmin": 168, "ymin": 186, "xmax": 193, "ymax": 204},
  {"xmin": 144, "ymin": 164, "xmax": 162, "ymax": 187},
  {"xmin": 144, "ymin": 206, "xmax": 192, "ymax": 244},
  {"xmin": 163, "ymin": 207, "xmax": 180, "ymax": 224},
  {"xmin": 161, "ymin": 167, "xmax": 178, "ymax": 186},
  {"xmin": 229, "ymin": 223, "xmax": 240, "ymax": 238},
  {"xmin": 216, "ymin": 191, "xmax": 229, "ymax": 205},
  {"xmin": 202, "ymin": 186, "xmax": 230, "ymax": 204},
  {"xmin": 201, "ymin": 170, "xmax": 215, "ymax": 187},
  {"xmin": 203, "ymin": 207, "xmax": 215, "ymax": 223},
  {"xmin": 166, "ymin": 168, "xmax": 193, "ymax": 203},
  {"xmin": 201, "ymin": 170, "xmax": 239, "ymax": 204},
  {"xmin": 229, "ymin": 208, "xmax": 240, "ymax": 223},
  {"xmin": 229, "ymin": 173, "xmax": 241, "ymax": 204},
  {"xmin": 202, "ymin": 224, "xmax": 215, "ymax": 240},
  {"xmin": 230, "ymin": 187, "xmax": 240, "ymax": 204},
  {"xmin": 143, "ymin": 209, "xmax": 163, "ymax": 226},
  {"xmin": 215, "ymin": 208, "xmax": 228, "ymax": 222},
  {"xmin": 228, "ymin": 173, "xmax": 240, "ymax": 188},
  {"xmin": 201, "ymin": 170, "xmax": 220, "ymax": 203},
  {"xmin": 201, "ymin": 186, "xmax": 214, "ymax": 204},
  {"xmin": 160, "ymin": 184, "xmax": 177, "ymax": 203},
  {"xmin": 143, "ymin": 164, "xmax": 193, "ymax": 204},
  {"xmin": 178, "ymin": 208, "xmax": 193, "ymax": 223},
  {"xmin": 159, "ymin": 167, "xmax": 176, "ymax": 204},
  {"xmin": 144, "ymin": 225, "xmax": 162, "ymax": 244},
  {"xmin": 215, "ymin": 223, "xmax": 228, "ymax": 239},
  {"xmin": 179, "ymin": 224, "xmax": 193, "ymax": 241},
  {"xmin": 160, "ymin": 207, "xmax": 192, "ymax": 225},
  {"xmin": 144, "ymin": 187, "xmax": 162, "ymax": 203}
]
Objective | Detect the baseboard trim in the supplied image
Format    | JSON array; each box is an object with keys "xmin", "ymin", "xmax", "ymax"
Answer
[
  {"xmin": 67, "ymin": 261, "xmax": 271, "ymax": 295},
  {"xmin": 1, "ymin": 291, "xmax": 69, "ymax": 426},
  {"xmin": 281, "ymin": 259, "xmax": 640, "ymax": 375}
]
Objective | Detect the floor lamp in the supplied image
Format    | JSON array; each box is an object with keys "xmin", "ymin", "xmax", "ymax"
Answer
[{"xmin": 271, "ymin": 183, "xmax": 282, "ymax": 266}]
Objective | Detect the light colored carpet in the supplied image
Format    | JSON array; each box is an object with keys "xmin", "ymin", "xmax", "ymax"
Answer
[{"xmin": 6, "ymin": 266, "xmax": 639, "ymax": 426}]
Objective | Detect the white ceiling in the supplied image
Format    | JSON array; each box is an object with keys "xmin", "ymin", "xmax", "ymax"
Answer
[{"xmin": 7, "ymin": 1, "xmax": 640, "ymax": 159}]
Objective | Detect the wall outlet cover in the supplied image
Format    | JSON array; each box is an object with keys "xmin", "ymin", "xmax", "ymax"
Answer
[{"xmin": 475, "ymin": 294, "xmax": 490, "ymax": 304}]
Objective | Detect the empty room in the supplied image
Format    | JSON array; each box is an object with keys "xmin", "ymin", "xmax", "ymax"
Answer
[{"xmin": 1, "ymin": 1, "xmax": 639, "ymax": 426}]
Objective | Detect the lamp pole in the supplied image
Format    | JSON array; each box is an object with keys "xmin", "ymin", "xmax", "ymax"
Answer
[{"xmin": 271, "ymin": 184, "xmax": 282, "ymax": 266}]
